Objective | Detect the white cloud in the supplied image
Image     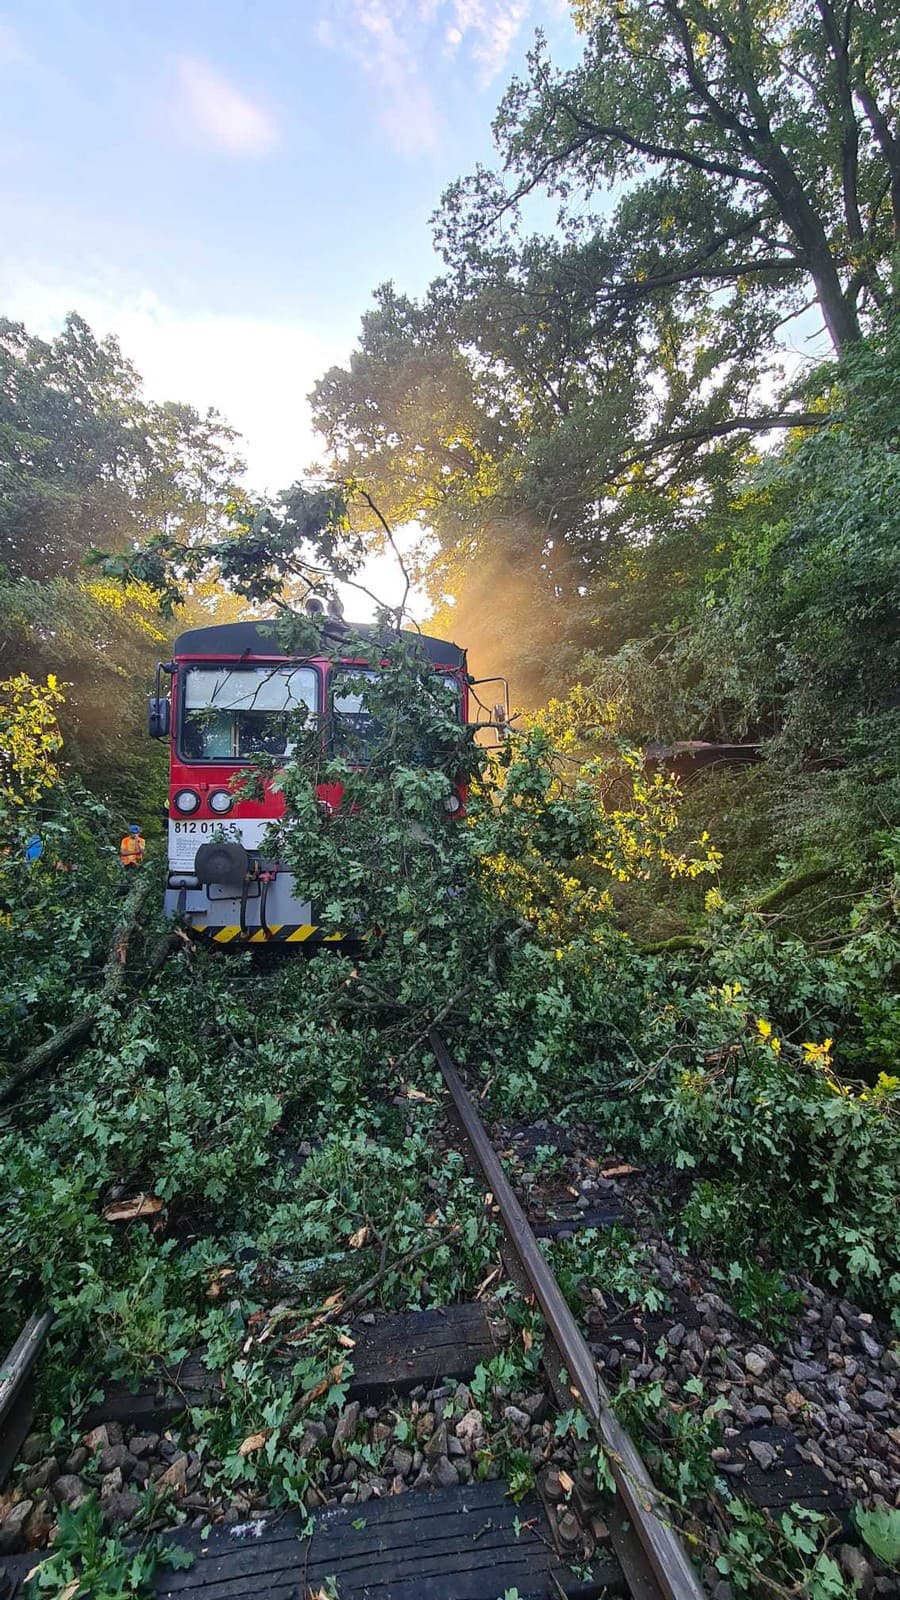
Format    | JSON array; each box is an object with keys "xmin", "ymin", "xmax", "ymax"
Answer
[
  {"xmin": 338, "ymin": 1, "xmax": 440, "ymax": 157},
  {"xmin": 1, "ymin": 278, "xmax": 336, "ymax": 492},
  {"xmin": 318, "ymin": 0, "xmax": 537, "ymax": 155},
  {"xmin": 174, "ymin": 56, "xmax": 279, "ymax": 156},
  {"xmin": 1, "ymin": 277, "xmax": 432, "ymax": 616},
  {"xmin": 445, "ymin": 0, "xmax": 529, "ymax": 82}
]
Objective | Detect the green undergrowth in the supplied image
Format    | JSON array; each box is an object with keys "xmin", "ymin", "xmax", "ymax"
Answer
[
  {"xmin": 0, "ymin": 777, "xmax": 126, "ymax": 1062},
  {"xmin": 23, "ymin": 1498, "xmax": 193, "ymax": 1599},
  {"xmin": 543, "ymin": 1219, "xmax": 865, "ymax": 1597},
  {"xmin": 603, "ymin": 1384, "xmax": 855, "ymax": 1598},
  {"xmin": 548, "ymin": 1225, "xmax": 670, "ymax": 1320},
  {"xmin": 2, "ymin": 946, "xmax": 503, "ymax": 1389}
]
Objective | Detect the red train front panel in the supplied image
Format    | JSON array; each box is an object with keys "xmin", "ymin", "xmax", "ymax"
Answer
[{"xmin": 163, "ymin": 649, "xmax": 468, "ymax": 944}]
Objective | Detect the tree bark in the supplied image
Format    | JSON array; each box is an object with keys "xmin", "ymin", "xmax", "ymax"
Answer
[
  {"xmin": 854, "ymin": 82, "xmax": 900, "ymax": 239},
  {"xmin": 669, "ymin": 0, "xmax": 863, "ymax": 352}
]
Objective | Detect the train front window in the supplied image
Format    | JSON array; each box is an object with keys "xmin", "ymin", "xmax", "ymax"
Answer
[
  {"xmin": 181, "ymin": 666, "xmax": 318, "ymax": 761},
  {"xmin": 332, "ymin": 670, "xmax": 382, "ymax": 764},
  {"xmin": 331, "ymin": 668, "xmax": 461, "ymax": 765}
]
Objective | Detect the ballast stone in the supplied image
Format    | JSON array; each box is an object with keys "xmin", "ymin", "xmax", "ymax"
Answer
[
  {"xmin": 424, "ymin": 1421, "xmax": 449, "ymax": 1461},
  {"xmin": 503, "ymin": 1405, "xmax": 531, "ymax": 1431},
  {"xmin": 128, "ymin": 1433, "xmax": 159, "ymax": 1458},
  {"xmin": 332, "ymin": 1402, "xmax": 360, "ymax": 1459},
  {"xmin": 792, "ymin": 1360, "xmax": 825, "ymax": 1383},
  {"xmin": 22, "ymin": 1456, "xmax": 57, "ymax": 1494},
  {"xmin": 430, "ymin": 1455, "xmax": 460, "ymax": 1489},
  {"xmin": 103, "ymin": 1489, "xmax": 141, "ymax": 1525},
  {"xmin": 157, "ymin": 1455, "xmax": 187, "ymax": 1491},
  {"xmin": 748, "ymin": 1440, "xmax": 776, "ymax": 1471},
  {"xmin": 0, "ymin": 1499, "xmax": 33, "ymax": 1555},
  {"xmin": 53, "ymin": 1473, "xmax": 89, "ymax": 1508},
  {"xmin": 98, "ymin": 1442, "xmax": 136, "ymax": 1474},
  {"xmin": 19, "ymin": 1433, "xmax": 51, "ymax": 1466},
  {"xmin": 24, "ymin": 1498, "xmax": 54, "ymax": 1546},
  {"xmin": 839, "ymin": 1545, "xmax": 875, "ymax": 1599},
  {"xmin": 744, "ymin": 1350, "xmax": 770, "ymax": 1378},
  {"xmin": 455, "ymin": 1408, "xmax": 485, "ymax": 1449}
]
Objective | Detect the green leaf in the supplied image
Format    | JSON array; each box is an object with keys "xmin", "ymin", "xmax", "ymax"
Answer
[
  {"xmin": 854, "ymin": 1503, "xmax": 900, "ymax": 1568},
  {"xmin": 163, "ymin": 1546, "xmax": 197, "ymax": 1572}
]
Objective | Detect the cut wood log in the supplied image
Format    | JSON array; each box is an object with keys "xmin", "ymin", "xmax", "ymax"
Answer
[{"xmin": 102, "ymin": 1193, "xmax": 164, "ymax": 1223}]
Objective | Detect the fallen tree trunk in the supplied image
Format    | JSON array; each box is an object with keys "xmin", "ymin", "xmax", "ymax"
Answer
[
  {"xmin": 636, "ymin": 867, "xmax": 839, "ymax": 954},
  {"xmin": 751, "ymin": 866, "xmax": 833, "ymax": 914},
  {"xmin": 0, "ymin": 875, "xmax": 154, "ymax": 1106},
  {"xmin": 137, "ymin": 930, "xmax": 182, "ymax": 989}
]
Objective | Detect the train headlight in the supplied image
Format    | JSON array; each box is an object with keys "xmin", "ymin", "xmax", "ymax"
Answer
[
  {"xmin": 209, "ymin": 790, "xmax": 234, "ymax": 815},
  {"xmin": 174, "ymin": 789, "xmax": 200, "ymax": 814},
  {"xmin": 444, "ymin": 794, "xmax": 461, "ymax": 814}
]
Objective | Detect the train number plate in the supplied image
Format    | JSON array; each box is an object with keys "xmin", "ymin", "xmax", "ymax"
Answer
[
  {"xmin": 168, "ymin": 818, "xmax": 270, "ymax": 871},
  {"xmin": 168, "ymin": 819, "xmax": 223, "ymax": 869}
]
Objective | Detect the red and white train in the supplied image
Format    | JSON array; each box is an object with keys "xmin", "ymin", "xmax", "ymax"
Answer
[{"xmin": 148, "ymin": 618, "xmax": 501, "ymax": 945}]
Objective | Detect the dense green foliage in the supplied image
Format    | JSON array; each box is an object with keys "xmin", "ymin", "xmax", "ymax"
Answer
[
  {"xmin": 25, "ymin": 1499, "xmax": 192, "ymax": 1599},
  {"xmin": 0, "ymin": 674, "xmax": 126, "ymax": 1059},
  {"xmin": 580, "ymin": 326, "xmax": 900, "ymax": 765},
  {"xmin": 2, "ymin": 4, "xmax": 899, "ymax": 1590},
  {"xmin": 1, "ymin": 659, "xmax": 896, "ymax": 1596},
  {"xmin": 0, "ymin": 313, "xmax": 242, "ymax": 583},
  {"xmin": 299, "ymin": 0, "xmax": 900, "ymax": 1356},
  {"xmin": 0, "ymin": 314, "xmax": 247, "ymax": 819},
  {"xmin": 312, "ymin": 0, "xmax": 900, "ymax": 732}
]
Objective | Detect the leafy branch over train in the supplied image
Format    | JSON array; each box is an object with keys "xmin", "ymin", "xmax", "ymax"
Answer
[{"xmin": 92, "ymin": 477, "xmax": 721, "ymax": 953}]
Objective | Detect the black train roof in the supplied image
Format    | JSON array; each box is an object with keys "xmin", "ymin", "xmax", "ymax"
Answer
[{"xmin": 172, "ymin": 619, "xmax": 467, "ymax": 670}]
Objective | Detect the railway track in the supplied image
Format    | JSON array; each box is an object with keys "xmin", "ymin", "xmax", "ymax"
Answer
[
  {"xmin": 431, "ymin": 1031, "xmax": 703, "ymax": 1600},
  {"xmin": 0, "ymin": 1028, "xmax": 853, "ymax": 1599}
]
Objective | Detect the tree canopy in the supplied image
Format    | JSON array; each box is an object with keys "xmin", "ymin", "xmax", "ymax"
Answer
[
  {"xmin": 311, "ymin": 0, "xmax": 900, "ymax": 706},
  {"xmin": 0, "ymin": 313, "xmax": 244, "ymax": 582},
  {"xmin": 0, "ymin": 313, "xmax": 251, "ymax": 816}
]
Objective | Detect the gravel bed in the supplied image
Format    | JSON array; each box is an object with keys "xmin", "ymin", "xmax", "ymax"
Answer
[
  {"xmin": 590, "ymin": 1261, "xmax": 900, "ymax": 1501},
  {"xmin": 495, "ymin": 1114, "xmax": 900, "ymax": 1504},
  {"xmin": 0, "ymin": 1375, "xmax": 594, "ymax": 1562}
]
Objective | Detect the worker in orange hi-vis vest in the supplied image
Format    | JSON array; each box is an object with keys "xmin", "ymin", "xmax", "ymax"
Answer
[{"xmin": 120, "ymin": 824, "xmax": 145, "ymax": 869}]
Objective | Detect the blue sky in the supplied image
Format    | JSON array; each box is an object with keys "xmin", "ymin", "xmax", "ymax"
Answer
[{"xmin": 0, "ymin": 0, "xmax": 580, "ymax": 501}]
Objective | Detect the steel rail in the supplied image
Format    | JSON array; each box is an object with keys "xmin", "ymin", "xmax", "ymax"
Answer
[
  {"xmin": 430, "ymin": 1030, "xmax": 706, "ymax": 1600},
  {"xmin": 0, "ymin": 1310, "xmax": 54, "ymax": 1486},
  {"xmin": 0, "ymin": 1312, "xmax": 53, "ymax": 1432}
]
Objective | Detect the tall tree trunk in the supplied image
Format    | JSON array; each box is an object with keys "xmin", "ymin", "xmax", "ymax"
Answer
[
  {"xmin": 754, "ymin": 141, "xmax": 863, "ymax": 352},
  {"xmin": 855, "ymin": 83, "xmax": 900, "ymax": 240},
  {"xmin": 806, "ymin": 247, "xmax": 863, "ymax": 353}
]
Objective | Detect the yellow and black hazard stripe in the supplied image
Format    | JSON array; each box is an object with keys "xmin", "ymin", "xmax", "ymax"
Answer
[{"xmin": 190, "ymin": 923, "xmax": 345, "ymax": 945}]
